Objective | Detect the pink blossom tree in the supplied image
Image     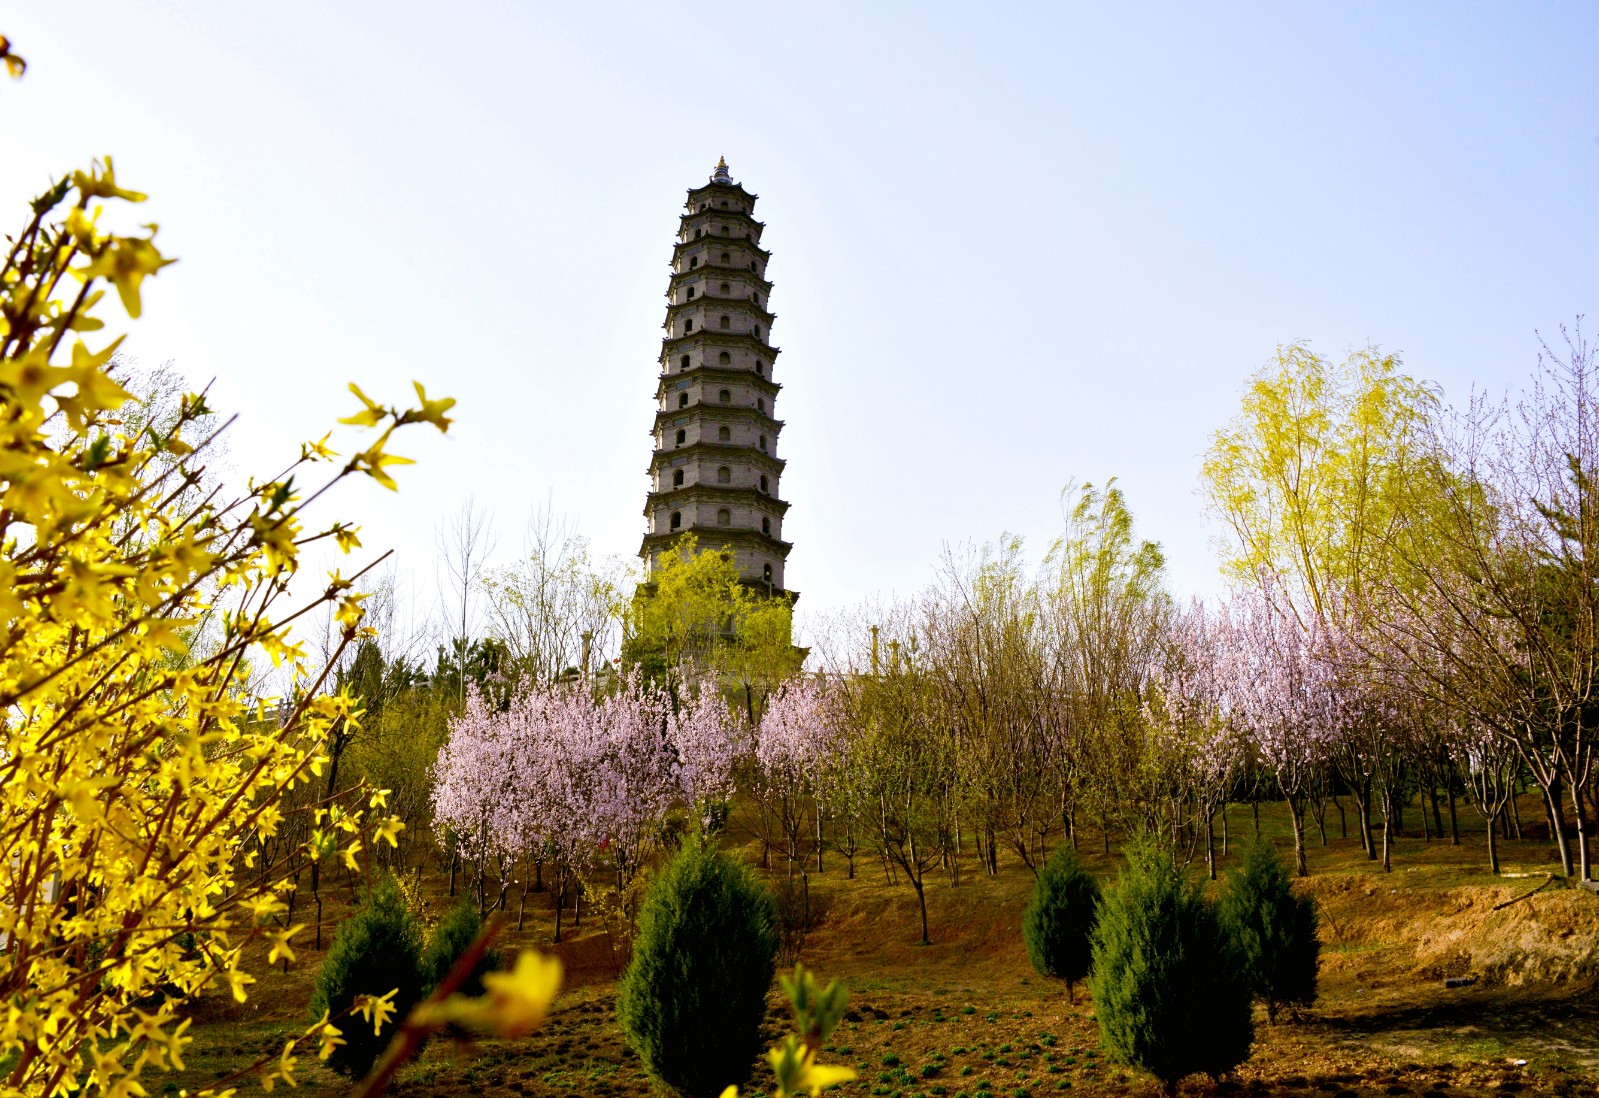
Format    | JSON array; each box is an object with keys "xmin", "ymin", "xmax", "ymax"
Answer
[
  {"xmin": 1217, "ymin": 584, "xmax": 1328, "ymax": 876},
  {"xmin": 754, "ymin": 675, "xmax": 844, "ymax": 877},
  {"xmin": 433, "ymin": 667, "xmax": 738, "ymax": 939},
  {"xmin": 1145, "ymin": 600, "xmax": 1247, "ymax": 878}
]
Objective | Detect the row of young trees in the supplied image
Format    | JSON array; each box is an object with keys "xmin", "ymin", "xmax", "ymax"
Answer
[
  {"xmin": 431, "ymin": 671, "xmax": 737, "ymax": 938},
  {"xmin": 415, "ymin": 332, "xmax": 1599, "ymax": 956},
  {"xmin": 731, "ymin": 335, "xmax": 1599, "ymax": 940}
]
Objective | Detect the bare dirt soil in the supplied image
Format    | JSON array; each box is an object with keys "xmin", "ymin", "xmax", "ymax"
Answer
[{"xmin": 168, "ymin": 797, "xmax": 1599, "ymax": 1098}]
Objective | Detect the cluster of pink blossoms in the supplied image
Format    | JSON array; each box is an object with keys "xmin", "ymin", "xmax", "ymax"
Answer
[{"xmin": 431, "ymin": 670, "xmax": 740, "ymax": 878}]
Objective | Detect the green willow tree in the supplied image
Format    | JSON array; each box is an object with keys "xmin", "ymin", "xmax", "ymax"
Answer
[
  {"xmin": 625, "ymin": 534, "xmax": 801, "ymax": 723},
  {"xmin": 1042, "ymin": 480, "xmax": 1171, "ymax": 851},
  {"xmin": 1202, "ymin": 343, "xmax": 1442, "ymax": 624},
  {"xmin": 1202, "ymin": 345, "xmax": 1444, "ymax": 861}
]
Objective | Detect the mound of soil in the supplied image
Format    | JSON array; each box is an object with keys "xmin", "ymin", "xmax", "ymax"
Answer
[{"xmin": 1412, "ymin": 886, "xmax": 1599, "ymax": 987}]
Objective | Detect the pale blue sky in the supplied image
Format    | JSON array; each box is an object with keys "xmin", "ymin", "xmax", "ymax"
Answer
[{"xmin": 4, "ymin": 4, "xmax": 1597, "ymax": 632}]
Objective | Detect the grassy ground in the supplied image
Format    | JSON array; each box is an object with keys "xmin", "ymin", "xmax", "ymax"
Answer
[{"xmin": 167, "ymin": 795, "xmax": 1599, "ymax": 1098}]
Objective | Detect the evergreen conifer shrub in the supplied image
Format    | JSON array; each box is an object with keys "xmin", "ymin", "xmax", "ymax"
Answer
[
  {"xmin": 1022, "ymin": 846, "xmax": 1101, "ymax": 1000},
  {"xmin": 422, "ymin": 897, "xmax": 502, "ymax": 996},
  {"xmin": 309, "ymin": 874, "xmax": 427, "ymax": 1078},
  {"xmin": 617, "ymin": 842, "xmax": 779, "ymax": 1098},
  {"xmin": 1217, "ymin": 840, "xmax": 1320, "ymax": 1023},
  {"xmin": 1089, "ymin": 841, "xmax": 1253, "ymax": 1093}
]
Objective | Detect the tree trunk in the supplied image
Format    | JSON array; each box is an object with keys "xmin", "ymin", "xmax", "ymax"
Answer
[
  {"xmin": 1334, "ymin": 794, "xmax": 1347, "ymax": 839},
  {"xmin": 1221, "ymin": 803, "xmax": 1229, "ymax": 857},
  {"xmin": 283, "ymin": 869, "xmax": 301, "ymax": 973},
  {"xmin": 1205, "ymin": 811, "xmax": 1217, "ymax": 881},
  {"xmin": 1447, "ymin": 783, "xmax": 1460, "ymax": 845},
  {"xmin": 913, "ymin": 872, "xmax": 930, "ymax": 947},
  {"xmin": 1542, "ymin": 779, "xmax": 1575, "ymax": 878},
  {"xmin": 1288, "ymin": 796, "xmax": 1308, "ymax": 877},
  {"xmin": 1380, "ymin": 790, "xmax": 1393, "ymax": 873},
  {"xmin": 311, "ymin": 861, "xmax": 323, "ymax": 950},
  {"xmin": 1571, "ymin": 783, "xmax": 1592, "ymax": 882},
  {"xmin": 1486, "ymin": 806, "xmax": 1501, "ymax": 875},
  {"xmin": 1358, "ymin": 784, "xmax": 1376, "ymax": 860}
]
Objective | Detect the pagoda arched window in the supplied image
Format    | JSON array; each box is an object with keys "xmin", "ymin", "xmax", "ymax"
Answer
[
  {"xmin": 716, "ymin": 508, "xmax": 731, "ymax": 526},
  {"xmin": 718, "ymin": 351, "xmax": 731, "ymax": 365},
  {"xmin": 758, "ymin": 435, "xmax": 767, "ymax": 451},
  {"xmin": 718, "ymin": 426, "xmax": 731, "ymax": 442},
  {"xmin": 690, "ymin": 256, "xmax": 698, "ymax": 268},
  {"xmin": 757, "ymin": 398, "xmax": 765, "ymax": 413},
  {"xmin": 756, "ymin": 360, "xmax": 765, "ymax": 376},
  {"xmin": 678, "ymin": 392, "xmax": 688, "ymax": 409},
  {"xmin": 672, "ymin": 469, "xmax": 684, "ymax": 487},
  {"xmin": 670, "ymin": 511, "xmax": 681, "ymax": 530},
  {"xmin": 719, "ymin": 283, "xmax": 730, "ymax": 294},
  {"xmin": 719, "ymin": 315, "xmax": 730, "ymax": 329},
  {"xmin": 717, "ymin": 466, "xmax": 731, "ymax": 483},
  {"xmin": 695, "ymin": 229, "xmax": 703, "ymax": 238},
  {"xmin": 753, "ymin": 326, "xmax": 761, "ymax": 339},
  {"xmin": 686, "ymin": 287, "xmax": 695, "ymax": 300},
  {"xmin": 675, "ymin": 429, "xmax": 686, "ymax": 446},
  {"xmin": 749, "ymin": 261, "xmax": 756, "ymax": 271},
  {"xmin": 721, "ymin": 252, "xmax": 731, "ymax": 263},
  {"xmin": 762, "ymin": 517, "xmax": 771, "ymax": 535},
  {"xmin": 719, "ymin": 389, "xmax": 731, "ymax": 403},
  {"xmin": 759, "ymin": 474, "xmax": 768, "ymax": 493},
  {"xmin": 680, "ymin": 355, "xmax": 690, "ymax": 369},
  {"xmin": 685, "ymin": 320, "xmax": 693, "ymax": 332},
  {"xmin": 763, "ymin": 563, "xmax": 773, "ymax": 582}
]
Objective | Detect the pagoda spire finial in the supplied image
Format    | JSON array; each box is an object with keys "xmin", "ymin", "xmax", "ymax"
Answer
[{"xmin": 711, "ymin": 156, "xmax": 733, "ymax": 185}]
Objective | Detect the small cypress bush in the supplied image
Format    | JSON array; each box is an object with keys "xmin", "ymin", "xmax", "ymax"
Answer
[
  {"xmin": 1021, "ymin": 846, "xmax": 1101, "ymax": 1001},
  {"xmin": 422, "ymin": 897, "xmax": 502, "ymax": 997},
  {"xmin": 1089, "ymin": 841, "xmax": 1252, "ymax": 1093},
  {"xmin": 309, "ymin": 873, "xmax": 427, "ymax": 1078},
  {"xmin": 617, "ymin": 841, "xmax": 779, "ymax": 1098},
  {"xmin": 1217, "ymin": 840, "xmax": 1319, "ymax": 1023}
]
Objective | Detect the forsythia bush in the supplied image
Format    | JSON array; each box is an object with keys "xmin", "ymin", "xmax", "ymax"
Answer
[{"xmin": 0, "ymin": 153, "xmax": 453, "ymax": 1095}]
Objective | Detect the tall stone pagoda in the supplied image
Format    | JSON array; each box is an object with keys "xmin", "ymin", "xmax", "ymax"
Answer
[{"xmin": 639, "ymin": 158, "xmax": 793, "ymax": 599}]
